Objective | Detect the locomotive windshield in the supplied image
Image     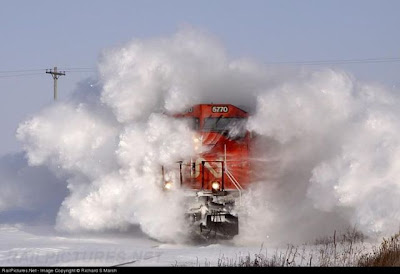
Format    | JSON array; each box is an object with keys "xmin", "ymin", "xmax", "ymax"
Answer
[
  {"xmin": 203, "ymin": 117, "xmax": 247, "ymax": 139},
  {"xmin": 180, "ymin": 117, "xmax": 200, "ymax": 130}
]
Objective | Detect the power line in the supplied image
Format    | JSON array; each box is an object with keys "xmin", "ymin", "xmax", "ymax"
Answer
[
  {"xmin": 0, "ymin": 73, "xmax": 44, "ymax": 78},
  {"xmin": 0, "ymin": 67, "xmax": 95, "ymax": 74},
  {"xmin": 61, "ymin": 67, "xmax": 95, "ymax": 70},
  {"xmin": 0, "ymin": 67, "xmax": 95, "ymax": 79},
  {"xmin": 265, "ymin": 57, "xmax": 400, "ymax": 65},
  {"xmin": 0, "ymin": 56, "xmax": 399, "ymax": 78},
  {"xmin": 0, "ymin": 69, "xmax": 47, "ymax": 74},
  {"xmin": 63, "ymin": 69, "xmax": 96, "ymax": 73}
]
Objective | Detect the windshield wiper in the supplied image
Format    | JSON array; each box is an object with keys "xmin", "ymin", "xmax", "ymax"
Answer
[{"xmin": 214, "ymin": 115, "xmax": 223, "ymax": 128}]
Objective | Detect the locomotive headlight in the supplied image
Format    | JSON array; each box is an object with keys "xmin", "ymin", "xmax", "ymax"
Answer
[
  {"xmin": 164, "ymin": 181, "xmax": 172, "ymax": 190},
  {"xmin": 211, "ymin": 181, "xmax": 220, "ymax": 191},
  {"xmin": 192, "ymin": 134, "xmax": 202, "ymax": 151}
]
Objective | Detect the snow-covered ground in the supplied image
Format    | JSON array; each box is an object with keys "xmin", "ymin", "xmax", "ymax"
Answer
[
  {"xmin": 0, "ymin": 224, "xmax": 265, "ymax": 267},
  {"xmin": 0, "ymin": 224, "xmax": 377, "ymax": 267}
]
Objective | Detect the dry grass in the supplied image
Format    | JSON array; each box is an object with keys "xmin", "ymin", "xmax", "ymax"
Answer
[
  {"xmin": 313, "ymin": 227, "xmax": 369, "ymax": 267},
  {"xmin": 213, "ymin": 227, "xmax": 370, "ymax": 267},
  {"xmin": 358, "ymin": 232, "xmax": 400, "ymax": 267},
  {"xmin": 217, "ymin": 244, "xmax": 308, "ymax": 267},
  {"xmin": 175, "ymin": 228, "xmax": 400, "ymax": 267}
]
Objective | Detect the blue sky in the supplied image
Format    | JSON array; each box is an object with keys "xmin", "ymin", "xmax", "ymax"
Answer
[{"xmin": 1, "ymin": 0, "xmax": 399, "ymax": 156}]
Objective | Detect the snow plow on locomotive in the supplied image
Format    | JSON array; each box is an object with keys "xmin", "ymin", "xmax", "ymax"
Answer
[{"xmin": 162, "ymin": 104, "xmax": 252, "ymax": 240}]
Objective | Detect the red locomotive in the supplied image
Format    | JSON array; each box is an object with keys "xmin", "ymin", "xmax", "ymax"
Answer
[{"xmin": 162, "ymin": 104, "xmax": 252, "ymax": 239}]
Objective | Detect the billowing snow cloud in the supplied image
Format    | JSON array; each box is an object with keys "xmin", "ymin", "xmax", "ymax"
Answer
[{"xmin": 0, "ymin": 153, "xmax": 67, "ymax": 224}]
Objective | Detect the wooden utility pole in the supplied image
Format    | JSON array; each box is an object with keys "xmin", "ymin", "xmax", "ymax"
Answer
[{"xmin": 46, "ymin": 67, "xmax": 65, "ymax": 101}]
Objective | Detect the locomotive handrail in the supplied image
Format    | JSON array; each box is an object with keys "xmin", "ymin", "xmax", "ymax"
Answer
[
  {"xmin": 225, "ymin": 169, "xmax": 243, "ymax": 190},
  {"xmin": 224, "ymin": 144, "xmax": 243, "ymax": 206},
  {"xmin": 225, "ymin": 168, "xmax": 243, "ymax": 206}
]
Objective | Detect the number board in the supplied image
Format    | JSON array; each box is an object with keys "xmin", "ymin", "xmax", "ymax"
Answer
[{"xmin": 211, "ymin": 106, "xmax": 229, "ymax": 113}]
